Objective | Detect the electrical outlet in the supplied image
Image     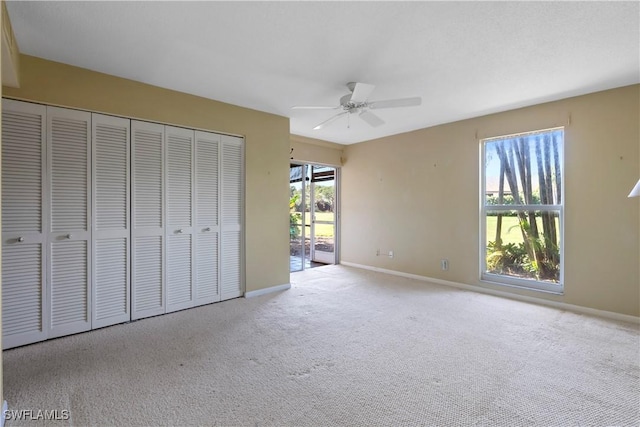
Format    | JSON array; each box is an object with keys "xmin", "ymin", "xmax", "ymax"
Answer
[
  {"xmin": 388, "ymin": 250, "xmax": 394, "ymax": 258},
  {"xmin": 441, "ymin": 259, "xmax": 449, "ymax": 271}
]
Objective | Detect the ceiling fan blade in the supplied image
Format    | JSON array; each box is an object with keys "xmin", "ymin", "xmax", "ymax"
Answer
[
  {"xmin": 292, "ymin": 106, "xmax": 339, "ymax": 110},
  {"xmin": 359, "ymin": 110, "xmax": 385, "ymax": 127},
  {"xmin": 349, "ymin": 82, "xmax": 376, "ymax": 103},
  {"xmin": 369, "ymin": 97, "xmax": 422, "ymax": 109},
  {"xmin": 313, "ymin": 111, "xmax": 348, "ymax": 130}
]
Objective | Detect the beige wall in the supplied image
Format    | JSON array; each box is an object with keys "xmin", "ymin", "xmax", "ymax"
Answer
[
  {"xmin": 1, "ymin": 1, "xmax": 19, "ymax": 88},
  {"xmin": 4, "ymin": 54, "xmax": 291, "ymax": 293},
  {"xmin": 342, "ymin": 85, "xmax": 640, "ymax": 317},
  {"xmin": 290, "ymin": 134, "xmax": 343, "ymax": 166}
]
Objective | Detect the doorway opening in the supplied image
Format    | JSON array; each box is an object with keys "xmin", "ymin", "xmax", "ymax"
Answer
[{"xmin": 289, "ymin": 163, "xmax": 338, "ymax": 272}]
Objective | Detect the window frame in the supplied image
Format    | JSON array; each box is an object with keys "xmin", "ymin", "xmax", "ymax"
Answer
[{"xmin": 479, "ymin": 127, "xmax": 565, "ymax": 294}]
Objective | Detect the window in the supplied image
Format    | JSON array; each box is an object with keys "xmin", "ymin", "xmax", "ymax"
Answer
[{"xmin": 481, "ymin": 128, "xmax": 564, "ymax": 293}]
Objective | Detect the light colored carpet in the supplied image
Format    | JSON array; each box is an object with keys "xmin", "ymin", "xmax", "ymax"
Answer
[{"xmin": 3, "ymin": 265, "xmax": 639, "ymax": 426}]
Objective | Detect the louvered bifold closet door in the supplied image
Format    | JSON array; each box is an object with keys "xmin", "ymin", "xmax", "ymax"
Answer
[
  {"xmin": 194, "ymin": 131, "xmax": 220, "ymax": 305},
  {"xmin": 92, "ymin": 114, "xmax": 130, "ymax": 328},
  {"xmin": 1, "ymin": 99, "xmax": 47, "ymax": 349},
  {"xmin": 47, "ymin": 106, "xmax": 92, "ymax": 339},
  {"xmin": 165, "ymin": 126, "xmax": 195, "ymax": 313},
  {"xmin": 131, "ymin": 121, "xmax": 165, "ymax": 320},
  {"xmin": 220, "ymin": 135, "xmax": 244, "ymax": 300}
]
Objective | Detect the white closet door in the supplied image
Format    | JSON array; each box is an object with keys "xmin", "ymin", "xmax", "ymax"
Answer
[
  {"xmin": 165, "ymin": 126, "xmax": 195, "ymax": 312},
  {"xmin": 131, "ymin": 121, "xmax": 165, "ymax": 320},
  {"xmin": 194, "ymin": 131, "xmax": 220, "ymax": 305},
  {"xmin": 92, "ymin": 114, "xmax": 130, "ymax": 328},
  {"xmin": 47, "ymin": 106, "xmax": 92, "ymax": 339},
  {"xmin": 220, "ymin": 135, "xmax": 244, "ymax": 300},
  {"xmin": 1, "ymin": 99, "xmax": 47, "ymax": 349}
]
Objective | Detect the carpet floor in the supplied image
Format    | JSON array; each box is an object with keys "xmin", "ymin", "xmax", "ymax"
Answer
[{"xmin": 3, "ymin": 265, "xmax": 639, "ymax": 426}]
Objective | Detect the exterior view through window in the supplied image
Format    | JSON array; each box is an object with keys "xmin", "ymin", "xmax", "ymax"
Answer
[
  {"xmin": 289, "ymin": 163, "xmax": 338, "ymax": 272},
  {"xmin": 482, "ymin": 128, "xmax": 564, "ymax": 293}
]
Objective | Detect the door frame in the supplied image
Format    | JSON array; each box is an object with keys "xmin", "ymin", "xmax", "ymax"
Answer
[
  {"xmin": 309, "ymin": 164, "xmax": 338, "ymax": 265},
  {"xmin": 289, "ymin": 161, "xmax": 339, "ymax": 271}
]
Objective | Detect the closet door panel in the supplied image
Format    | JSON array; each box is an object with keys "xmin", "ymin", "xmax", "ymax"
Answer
[
  {"xmin": 50, "ymin": 239, "xmax": 88, "ymax": 335},
  {"xmin": 221, "ymin": 230, "xmax": 241, "ymax": 300},
  {"xmin": 196, "ymin": 232, "xmax": 218, "ymax": 303},
  {"xmin": 167, "ymin": 234, "xmax": 192, "ymax": 307},
  {"xmin": 94, "ymin": 238, "xmax": 128, "ymax": 325},
  {"xmin": 131, "ymin": 121, "xmax": 165, "ymax": 319},
  {"xmin": 194, "ymin": 131, "xmax": 220, "ymax": 305},
  {"xmin": 133, "ymin": 235, "xmax": 163, "ymax": 312},
  {"xmin": 2, "ymin": 242, "xmax": 43, "ymax": 347},
  {"xmin": 165, "ymin": 126, "xmax": 195, "ymax": 312},
  {"xmin": 92, "ymin": 114, "xmax": 130, "ymax": 328},
  {"xmin": 1, "ymin": 99, "xmax": 47, "ymax": 349},
  {"xmin": 220, "ymin": 135, "xmax": 243, "ymax": 301},
  {"xmin": 221, "ymin": 137, "xmax": 242, "ymax": 227},
  {"xmin": 47, "ymin": 106, "xmax": 92, "ymax": 338}
]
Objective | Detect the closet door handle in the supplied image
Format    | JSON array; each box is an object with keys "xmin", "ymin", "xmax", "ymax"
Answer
[
  {"xmin": 16, "ymin": 237, "xmax": 24, "ymax": 243},
  {"xmin": 204, "ymin": 227, "xmax": 211, "ymax": 232},
  {"xmin": 66, "ymin": 234, "xmax": 72, "ymax": 239},
  {"xmin": 177, "ymin": 229, "xmax": 184, "ymax": 234}
]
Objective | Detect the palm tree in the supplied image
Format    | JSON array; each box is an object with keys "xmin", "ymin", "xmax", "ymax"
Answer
[{"xmin": 491, "ymin": 132, "xmax": 561, "ymax": 281}]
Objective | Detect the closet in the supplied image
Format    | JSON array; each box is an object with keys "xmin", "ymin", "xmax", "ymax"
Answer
[
  {"xmin": 2, "ymin": 99, "xmax": 244, "ymax": 349},
  {"xmin": 47, "ymin": 106, "xmax": 92, "ymax": 339},
  {"xmin": 92, "ymin": 114, "xmax": 131, "ymax": 329}
]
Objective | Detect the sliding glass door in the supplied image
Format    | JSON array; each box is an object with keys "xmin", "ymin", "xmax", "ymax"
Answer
[
  {"xmin": 310, "ymin": 165, "xmax": 336, "ymax": 265},
  {"xmin": 289, "ymin": 164, "xmax": 308, "ymax": 272},
  {"xmin": 290, "ymin": 163, "xmax": 338, "ymax": 272}
]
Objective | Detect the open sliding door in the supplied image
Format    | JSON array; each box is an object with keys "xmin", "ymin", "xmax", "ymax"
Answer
[
  {"xmin": 310, "ymin": 165, "xmax": 337, "ymax": 265},
  {"xmin": 289, "ymin": 163, "xmax": 338, "ymax": 272}
]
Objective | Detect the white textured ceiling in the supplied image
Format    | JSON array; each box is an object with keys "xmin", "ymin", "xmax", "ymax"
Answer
[{"xmin": 6, "ymin": 1, "xmax": 640, "ymax": 145}]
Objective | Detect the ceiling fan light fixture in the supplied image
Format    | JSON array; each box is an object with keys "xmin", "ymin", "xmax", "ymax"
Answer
[{"xmin": 298, "ymin": 82, "xmax": 422, "ymax": 130}]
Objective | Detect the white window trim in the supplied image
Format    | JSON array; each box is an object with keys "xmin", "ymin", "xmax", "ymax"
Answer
[{"xmin": 479, "ymin": 128, "xmax": 565, "ymax": 294}]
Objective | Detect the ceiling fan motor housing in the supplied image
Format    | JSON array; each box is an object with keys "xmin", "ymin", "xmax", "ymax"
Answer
[
  {"xmin": 294, "ymin": 81, "xmax": 421, "ymax": 130},
  {"xmin": 340, "ymin": 93, "xmax": 365, "ymax": 111}
]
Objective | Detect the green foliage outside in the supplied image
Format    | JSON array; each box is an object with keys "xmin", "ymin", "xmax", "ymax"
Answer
[
  {"xmin": 486, "ymin": 215, "xmax": 559, "ymax": 280},
  {"xmin": 289, "ymin": 194, "xmax": 301, "ymax": 239},
  {"xmin": 485, "ymin": 131, "xmax": 562, "ymax": 283},
  {"xmin": 485, "ymin": 192, "xmax": 541, "ymax": 209},
  {"xmin": 290, "ymin": 185, "xmax": 334, "ymax": 213},
  {"xmin": 290, "ymin": 189, "xmax": 335, "ymax": 240},
  {"xmin": 312, "ymin": 212, "xmax": 334, "ymax": 237}
]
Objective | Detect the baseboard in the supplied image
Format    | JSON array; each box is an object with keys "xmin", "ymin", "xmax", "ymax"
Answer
[
  {"xmin": 340, "ymin": 261, "xmax": 640, "ymax": 324},
  {"xmin": 244, "ymin": 283, "xmax": 291, "ymax": 298}
]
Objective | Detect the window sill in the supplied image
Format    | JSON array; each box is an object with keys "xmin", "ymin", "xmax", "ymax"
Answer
[{"xmin": 480, "ymin": 273, "xmax": 564, "ymax": 295}]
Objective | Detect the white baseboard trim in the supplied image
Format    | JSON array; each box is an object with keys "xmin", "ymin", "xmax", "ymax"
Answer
[
  {"xmin": 340, "ymin": 261, "xmax": 640, "ymax": 324},
  {"xmin": 244, "ymin": 283, "xmax": 291, "ymax": 298}
]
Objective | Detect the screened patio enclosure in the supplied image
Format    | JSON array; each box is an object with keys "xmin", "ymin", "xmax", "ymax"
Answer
[{"xmin": 289, "ymin": 163, "xmax": 338, "ymax": 272}]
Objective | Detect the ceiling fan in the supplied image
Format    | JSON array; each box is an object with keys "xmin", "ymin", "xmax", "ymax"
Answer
[{"xmin": 292, "ymin": 82, "xmax": 422, "ymax": 130}]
